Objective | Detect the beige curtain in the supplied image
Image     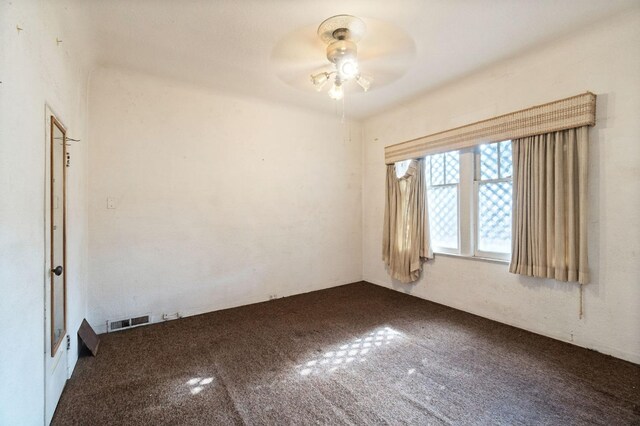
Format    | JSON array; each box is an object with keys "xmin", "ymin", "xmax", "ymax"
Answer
[
  {"xmin": 509, "ymin": 126, "xmax": 589, "ymax": 284},
  {"xmin": 383, "ymin": 159, "xmax": 432, "ymax": 283}
]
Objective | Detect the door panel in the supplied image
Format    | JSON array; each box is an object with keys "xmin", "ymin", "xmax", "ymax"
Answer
[
  {"xmin": 45, "ymin": 112, "xmax": 68, "ymax": 424},
  {"xmin": 51, "ymin": 117, "xmax": 66, "ymax": 355}
]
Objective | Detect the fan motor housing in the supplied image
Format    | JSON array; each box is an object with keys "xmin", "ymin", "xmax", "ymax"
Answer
[{"xmin": 326, "ymin": 39, "xmax": 357, "ymax": 63}]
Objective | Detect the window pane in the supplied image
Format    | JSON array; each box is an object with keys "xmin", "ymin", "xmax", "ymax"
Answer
[
  {"xmin": 477, "ymin": 181, "xmax": 512, "ymax": 253},
  {"xmin": 444, "ymin": 151, "xmax": 459, "ymax": 184},
  {"xmin": 428, "ymin": 185, "xmax": 458, "ymax": 249},
  {"xmin": 430, "ymin": 154, "xmax": 444, "ymax": 185},
  {"xmin": 499, "ymin": 140, "xmax": 512, "ymax": 178},
  {"xmin": 479, "ymin": 143, "xmax": 499, "ymax": 180}
]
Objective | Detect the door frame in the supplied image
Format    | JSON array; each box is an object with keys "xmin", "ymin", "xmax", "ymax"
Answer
[
  {"xmin": 44, "ymin": 105, "xmax": 69, "ymax": 425},
  {"xmin": 49, "ymin": 114, "xmax": 67, "ymax": 357}
]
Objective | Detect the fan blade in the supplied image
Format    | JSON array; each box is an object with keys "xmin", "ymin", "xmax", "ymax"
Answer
[
  {"xmin": 271, "ymin": 23, "xmax": 325, "ymax": 66},
  {"xmin": 271, "ymin": 17, "xmax": 416, "ymax": 93},
  {"xmin": 357, "ymin": 18, "xmax": 416, "ymax": 63},
  {"xmin": 271, "ymin": 22, "xmax": 331, "ymax": 90}
]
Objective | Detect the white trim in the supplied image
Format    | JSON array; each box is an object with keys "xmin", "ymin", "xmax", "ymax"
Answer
[
  {"xmin": 426, "ymin": 152, "xmax": 462, "ymax": 254},
  {"xmin": 364, "ymin": 279, "xmax": 639, "ymax": 365},
  {"xmin": 472, "ymin": 143, "xmax": 513, "ymax": 262},
  {"xmin": 433, "ymin": 251, "xmax": 509, "ymax": 264},
  {"xmin": 43, "ymin": 105, "xmax": 70, "ymax": 425},
  {"xmin": 426, "ymin": 143, "xmax": 513, "ymax": 263},
  {"xmin": 458, "ymin": 150, "xmax": 474, "ymax": 256}
]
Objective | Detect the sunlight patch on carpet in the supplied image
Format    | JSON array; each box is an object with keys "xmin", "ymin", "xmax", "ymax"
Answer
[
  {"xmin": 295, "ymin": 327, "xmax": 402, "ymax": 376},
  {"xmin": 186, "ymin": 377, "xmax": 215, "ymax": 395}
]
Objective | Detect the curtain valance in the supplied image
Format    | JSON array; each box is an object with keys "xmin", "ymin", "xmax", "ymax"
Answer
[{"xmin": 384, "ymin": 92, "xmax": 596, "ymax": 164}]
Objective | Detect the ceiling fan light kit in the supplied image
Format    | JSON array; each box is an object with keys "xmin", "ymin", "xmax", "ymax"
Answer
[
  {"xmin": 310, "ymin": 14, "xmax": 372, "ymax": 100},
  {"xmin": 328, "ymin": 82, "xmax": 344, "ymax": 100}
]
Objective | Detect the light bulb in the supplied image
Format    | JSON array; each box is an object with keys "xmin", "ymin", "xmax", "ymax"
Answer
[
  {"xmin": 310, "ymin": 72, "xmax": 329, "ymax": 91},
  {"xmin": 356, "ymin": 74, "xmax": 372, "ymax": 92},
  {"xmin": 338, "ymin": 58, "xmax": 359, "ymax": 80},
  {"xmin": 328, "ymin": 82, "xmax": 344, "ymax": 100}
]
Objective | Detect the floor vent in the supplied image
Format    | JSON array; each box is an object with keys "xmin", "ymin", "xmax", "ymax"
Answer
[{"xmin": 107, "ymin": 315, "xmax": 150, "ymax": 332}]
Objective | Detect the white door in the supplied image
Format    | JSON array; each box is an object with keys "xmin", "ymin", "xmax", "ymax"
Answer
[{"xmin": 45, "ymin": 112, "xmax": 68, "ymax": 424}]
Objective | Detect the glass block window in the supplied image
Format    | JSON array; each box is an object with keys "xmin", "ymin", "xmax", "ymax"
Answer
[
  {"xmin": 426, "ymin": 151, "xmax": 459, "ymax": 250},
  {"xmin": 476, "ymin": 141, "xmax": 512, "ymax": 255}
]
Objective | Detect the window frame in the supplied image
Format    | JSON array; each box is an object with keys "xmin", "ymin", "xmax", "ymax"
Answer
[
  {"xmin": 472, "ymin": 177, "xmax": 512, "ymax": 261},
  {"xmin": 473, "ymin": 141, "xmax": 513, "ymax": 260},
  {"xmin": 425, "ymin": 140, "xmax": 513, "ymax": 262},
  {"xmin": 426, "ymin": 153, "xmax": 461, "ymax": 255}
]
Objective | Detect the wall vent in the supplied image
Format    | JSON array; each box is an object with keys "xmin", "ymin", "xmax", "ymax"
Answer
[
  {"xmin": 107, "ymin": 315, "xmax": 150, "ymax": 332},
  {"xmin": 131, "ymin": 315, "xmax": 150, "ymax": 326}
]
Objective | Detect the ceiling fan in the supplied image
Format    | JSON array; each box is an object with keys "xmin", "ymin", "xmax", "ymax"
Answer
[
  {"xmin": 271, "ymin": 15, "xmax": 415, "ymax": 101},
  {"xmin": 309, "ymin": 15, "xmax": 372, "ymax": 100}
]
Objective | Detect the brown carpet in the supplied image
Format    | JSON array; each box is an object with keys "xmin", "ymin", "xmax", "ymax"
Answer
[{"xmin": 53, "ymin": 282, "xmax": 640, "ymax": 425}]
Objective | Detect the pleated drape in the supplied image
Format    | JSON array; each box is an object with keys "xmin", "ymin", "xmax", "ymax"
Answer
[
  {"xmin": 382, "ymin": 159, "xmax": 432, "ymax": 283},
  {"xmin": 509, "ymin": 126, "xmax": 589, "ymax": 284}
]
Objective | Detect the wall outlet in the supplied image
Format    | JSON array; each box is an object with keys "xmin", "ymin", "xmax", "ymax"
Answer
[
  {"xmin": 268, "ymin": 294, "xmax": 278, "ymax": 300},
  {"xmin": 162, "ymin": 312, "xmax": 182, "ymax": 321},
  {"xmin": 107, "ymin": 197, "xmax": 116, "ymax": 209}
]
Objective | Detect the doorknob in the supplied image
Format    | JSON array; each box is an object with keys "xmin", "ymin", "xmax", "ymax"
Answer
[{"xmin": 52, "ymin": 266, "xmax": 63, "ymax": 276}]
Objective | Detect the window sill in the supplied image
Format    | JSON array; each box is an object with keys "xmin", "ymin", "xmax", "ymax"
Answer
[{"xmin": 432, "ymin": 251, "xmax": 510, "ymax": 265}]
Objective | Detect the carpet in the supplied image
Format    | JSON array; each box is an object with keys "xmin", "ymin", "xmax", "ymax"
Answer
[{"xmin": 52, "ymin": 282, "xmax": 640, "ymax": 425}]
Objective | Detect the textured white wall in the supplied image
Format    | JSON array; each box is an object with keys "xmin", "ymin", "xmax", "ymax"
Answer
[
  {"xmin": 362, "ymin": 10, "xmax": 640, "ymax": 364},
  {"xmin": 0, "ymin": 1, "xmax": 91, "ymax": 424},
  {"xmin": 87, "ymin": 68, "xmax": 362, "ymax": 332},
  {"xmin": 2, "ymin": 4, "xmax": 638, "ymax": 424}
]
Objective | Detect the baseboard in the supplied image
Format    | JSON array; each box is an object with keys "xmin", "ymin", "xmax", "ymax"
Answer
[
  {"xmin": 90, "ymin": 279, "xmax": 366, "ymax": 335},
  {"xmin": 363, "ymin": 278, "xmax": 640, "ymax": 365}
]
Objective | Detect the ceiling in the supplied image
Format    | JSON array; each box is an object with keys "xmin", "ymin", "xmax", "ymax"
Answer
[{"xmin": 62, "ymin": 0, "xmax": 636, "ymax": 119}]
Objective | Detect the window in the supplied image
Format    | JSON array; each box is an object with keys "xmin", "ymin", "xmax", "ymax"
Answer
[
  {"xmin": 425, "ymin": 140, "xmax": 513, "ymax": 260},
  {"xmin": 475, "ymin": 141, "xmax": 512, "ymax": 257},
  {"xmin": 426, "ymin": 152, "xmax": 459, "ymax": 252}
]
